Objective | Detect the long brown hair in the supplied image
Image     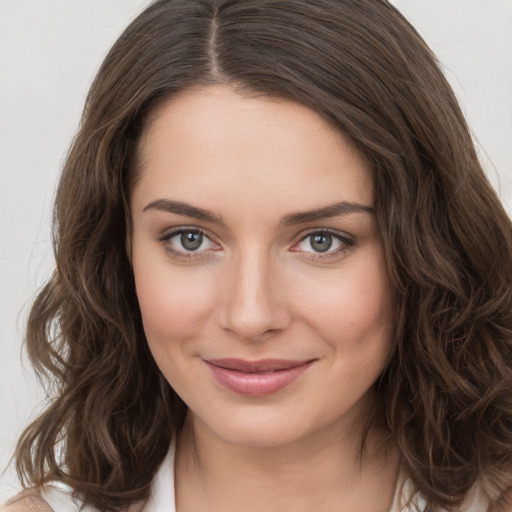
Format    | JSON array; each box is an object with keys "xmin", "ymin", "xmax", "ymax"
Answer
[{"xmin": 15, "ymin": 0, "xmax": 512, "ymax": 510}]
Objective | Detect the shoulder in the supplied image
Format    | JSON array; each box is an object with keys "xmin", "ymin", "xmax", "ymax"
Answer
[
  {"xmin": 1, "ymin": 485, "xmax": 85, "ymax": 512},
  {"xmin": 1, "ymin": 490, "xmax": 53, "ymax": 512},
  {"xmin": 487, "ymin": 487, "xmax": 512, "ymax": 512},
  {"xmin": 455, "ymin": 482, "xmax": 512, "ymax": 512},
  {"xmin": 2, "ymin": 486, "xmax": 146, "ymax": 512}
]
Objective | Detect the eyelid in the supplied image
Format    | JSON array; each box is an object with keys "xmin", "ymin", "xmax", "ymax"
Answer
[
  {"xmin": 297, "ymin": 227, "xmax": 354, "ymax": 244},
  {"xmin": 157, "ymin": 226, "xmax": 222, "ymax": 259},
  {"xmin": 290, "ymin": 228, "xmax": 355, "ymax": 260},
  {"xmin": 157, "ymin": 224, "xmax": 217, "ymax": 241},
  {"xmin": 155, "ymin": 225, "xmax": 354, "ymax": 262}
]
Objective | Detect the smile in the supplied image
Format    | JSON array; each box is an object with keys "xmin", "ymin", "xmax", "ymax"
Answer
[{"xmin": 204, "ymin": 358, "xmax": 316, "ymax": 396}]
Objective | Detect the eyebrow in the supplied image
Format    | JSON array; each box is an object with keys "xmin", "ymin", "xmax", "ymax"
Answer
[
  {"xmin": 143, "ymin": 199, "xmax": 374, "ymax": 225},
  {"xmin": 280, "ymin": 201, "xmax": 374, "ymax": 225},
  {"xmin": 143, "ymin": 199, "xmax": 223, "ymax": 224}
]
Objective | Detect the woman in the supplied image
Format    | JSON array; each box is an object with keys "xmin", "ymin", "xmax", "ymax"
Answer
[{"xmin": 3, "ymin": 0, "xmax": 512, "ymax": 510}]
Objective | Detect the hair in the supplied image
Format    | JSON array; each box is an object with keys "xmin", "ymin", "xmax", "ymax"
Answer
[{"xmin": 14, "ymin": 0, "xmax": 512, "ymax": 510}]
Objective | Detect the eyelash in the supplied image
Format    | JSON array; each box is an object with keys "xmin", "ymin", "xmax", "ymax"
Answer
[
  {"xmin": 157, "ymin": 227, "xmax": 220, "ymax": 261},
  {"xmin": 292, "ymin": 229, "xmax": 355, "ymax": 261},
  {"xmin": 157, "ymin": 227, "xmax": 354, "ymax": 261}
]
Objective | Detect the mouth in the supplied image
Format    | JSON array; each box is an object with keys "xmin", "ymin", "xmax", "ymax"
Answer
[{"xmin": 203, "ymin": 358, "xmax": 316, "ymax": 396}]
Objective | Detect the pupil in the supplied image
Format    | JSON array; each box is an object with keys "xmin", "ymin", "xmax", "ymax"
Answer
[
  {"xmin": 181, "ymin": 231, "xmax": 203, "ymax": 251},
  {"xmin": 311, "ymin": 233, "xmax": 332, "ymax": 253}
]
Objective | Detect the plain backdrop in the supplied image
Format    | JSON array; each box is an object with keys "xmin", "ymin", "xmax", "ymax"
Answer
[{"xmin": 1, "ymin": 0, "xmax": 511, "ymax": 502}]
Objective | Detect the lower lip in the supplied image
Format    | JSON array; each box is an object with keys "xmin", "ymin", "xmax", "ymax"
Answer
[{"xmin": 205, "ymin": 361, "xmax": 314, "ymax": 396}]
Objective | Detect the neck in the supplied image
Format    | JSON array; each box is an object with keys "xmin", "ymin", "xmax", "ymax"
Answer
[{"xmin": 174, "ymin": 412, "xmax": 401, "ymax": 512}]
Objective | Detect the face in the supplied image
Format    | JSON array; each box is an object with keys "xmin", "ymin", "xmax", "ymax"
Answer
[{"xmin": 130, "ymin": 85, "xmax": 394, "ymax": 448}]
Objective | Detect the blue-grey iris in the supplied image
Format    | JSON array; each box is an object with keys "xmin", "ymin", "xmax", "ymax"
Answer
[
  {"xmin": 311, "ymin": 233, "xmax": 333, "ymax": 253},
  {"xmin": 181, "ymin": 231, "xmax": 203, "ymax": 251}
]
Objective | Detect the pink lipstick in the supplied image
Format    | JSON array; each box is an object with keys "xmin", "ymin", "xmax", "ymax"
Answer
[{"xmin": 204, "ymin": 358, "xmax": 315, "ymax": 396}]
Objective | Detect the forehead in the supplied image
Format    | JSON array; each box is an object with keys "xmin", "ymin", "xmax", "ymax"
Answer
[{"xmin": 132, "ymin": 85, "xmax": 373, "ymax": 216}]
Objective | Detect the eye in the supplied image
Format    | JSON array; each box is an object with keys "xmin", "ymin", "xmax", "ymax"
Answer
[
  {"xmin": 300, "ymin": 232, "xmax": 337, "ymax": 253},
  {"xmin": 159, "ymin": 228, "xmax": 220, "ymax": 257},
  {"xmin": 291, "ymin": 230, "xmax": 354, "ymax": 258},
  {"xmin": 176, "ymin": 230, "xmax": 207, "ymax": 251}
]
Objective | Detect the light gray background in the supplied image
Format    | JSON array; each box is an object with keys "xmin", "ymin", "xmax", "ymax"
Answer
[{"xmin": 1, "ymin": 0, "xmax": 511, "ymax": 502}]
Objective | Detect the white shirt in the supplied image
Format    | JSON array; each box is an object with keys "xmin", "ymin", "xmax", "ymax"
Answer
[{"xmin": 38, "ymin": 443, "xmax": 489, "ymax": 512}]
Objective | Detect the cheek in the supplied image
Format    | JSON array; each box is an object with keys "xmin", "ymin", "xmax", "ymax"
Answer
[
  {"xmin": 133, "ymin": 258, "xmax": 217, "ymax": 346},
  {"xmin": 292, "ymin": 253, "xmax": 394, "ymax": 354}
]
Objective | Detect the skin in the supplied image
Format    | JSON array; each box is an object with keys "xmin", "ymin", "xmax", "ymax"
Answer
[{"xmin": 130, "ymin": 85, "xmax": 399, "ymax": 512}]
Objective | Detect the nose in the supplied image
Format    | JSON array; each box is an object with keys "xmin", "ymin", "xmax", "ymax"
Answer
[{"xmin": 219, "ymin": 250, "xmax": 292, "ymax": 342}]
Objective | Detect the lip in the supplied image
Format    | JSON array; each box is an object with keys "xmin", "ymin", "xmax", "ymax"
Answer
[{"xmin": 204, "ymin": 358, "xmax": 315, "ymax": 396}]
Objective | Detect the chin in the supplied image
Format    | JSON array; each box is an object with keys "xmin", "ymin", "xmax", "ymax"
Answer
[
  {"xmin": 188, "ymin": 399, "xmax": 358, "ymax": 450},
  {"xmin": 205, "ymin": 421, "xmax": 310, "ymax": 449}
]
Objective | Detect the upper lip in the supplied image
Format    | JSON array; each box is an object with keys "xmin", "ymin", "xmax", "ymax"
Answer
[{"xmin": 205, "ymin": 358, "xmax": 315, "ymax": 373}]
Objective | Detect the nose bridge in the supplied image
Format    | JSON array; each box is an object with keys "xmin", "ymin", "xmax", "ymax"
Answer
[{"xmin": 221, "ymin": 245, "xmax": 287, "ymax": 340}]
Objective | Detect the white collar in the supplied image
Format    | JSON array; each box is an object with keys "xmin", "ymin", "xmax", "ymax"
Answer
[
  {"xmin": 143, "ymin": 441, "xmax": 176, "ymax": 512},
  {"xmin": 40, "ymin": 440, "xmax": 488, "ymax": 512},
  {"xmin": 39, "ymin": 442, "xmax": 177, "ymax": 512}
]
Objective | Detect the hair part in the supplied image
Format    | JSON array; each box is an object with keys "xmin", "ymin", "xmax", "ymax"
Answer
[{"xmin": 15, "ymin": 1, "xmax": 512, "ymax": 510}]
